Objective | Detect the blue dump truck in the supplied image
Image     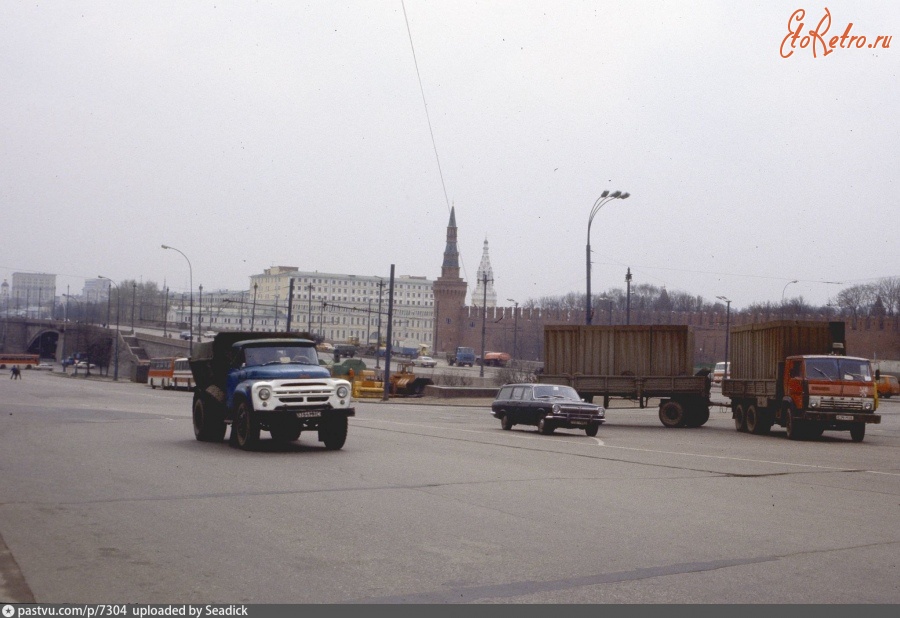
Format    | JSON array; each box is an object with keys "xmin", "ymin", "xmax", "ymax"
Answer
[
  {"xmin": 447, "ymin": 346, "xmax": 476, "ymax": 367},
  {"xmin": 189, "ymin": 331, "xmax": 355, "ymax": 451}
]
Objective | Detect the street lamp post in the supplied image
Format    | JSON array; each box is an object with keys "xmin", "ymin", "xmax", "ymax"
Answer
[
  {"xmin": 586, "ymin": 190, "xmax": 630, "ymax": 324},
  {"xmin": 99, "ymin": 276, "xmax": 120, "ymax": 381},
  {"xmin": 161, "ymin": 245, "xmax": 193, "ymax": 355},
  {"xmin": 131, "ymin": 282, "xmax": 137, "ymax": 332},
  {"xmin": 781, "ymin": 280, "xmax": 799, "ymax": 319},
  {"xmin": 716, "ymin": 295, "xmax": 732, "ymax": 380},
  {"xmin": 250, "ymin": 283, "xmax": 258, "ymax": 332},
  {"xmin": 506, "ymin": 298, "xmax": 518, "ymax": 360}
]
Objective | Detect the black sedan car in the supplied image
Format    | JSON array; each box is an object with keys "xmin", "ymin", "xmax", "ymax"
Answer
[{"xmin": 491, "ymin": 383, "xmax": 605, "ymax": 436}]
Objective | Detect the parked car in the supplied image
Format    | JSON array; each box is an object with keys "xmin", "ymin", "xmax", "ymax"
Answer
[
  {"xmin": 35, "ymin": 362, "xmax": 54, "ymax": 371},
  {"xmin": 712, "ymin": 361, "xmax": 730, "ymax": 384},
  {"xmin": 179, "ymin": 331, "xmax": 191, "ymax": 340},
  {"xmin": 74, "ymin": 362, "xmax": 97, "ymax": 369},
  {"xmin": 877, "ymin": 374, "xmax": 900, "ymax": 399},
  {"xmin": 412, "ymin": 356, "xmax": 437, "ymax": 368},
  {"xmin": 491, "ymin": 383, "xmax": 605, "ymax": 436}
]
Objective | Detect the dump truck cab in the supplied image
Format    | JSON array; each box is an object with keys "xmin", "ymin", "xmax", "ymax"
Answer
[{"xmin": 190, "ymin": 332, "xmax": 354, "ymax": 450}]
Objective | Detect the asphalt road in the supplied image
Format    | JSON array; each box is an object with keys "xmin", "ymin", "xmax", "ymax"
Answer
[{"xmin": 1, "ymin": 371, "xmax": 898, "ymax": 603}]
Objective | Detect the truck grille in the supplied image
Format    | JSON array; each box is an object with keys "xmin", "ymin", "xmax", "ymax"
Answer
[{"xmin": 816, "ymin": 398, "xmax": 865, "ymax": 411}]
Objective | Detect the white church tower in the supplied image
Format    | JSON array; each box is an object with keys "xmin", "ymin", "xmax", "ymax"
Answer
[{"xmin": 472, "ymin": 238, "xmax": 497, "ymax": 308}]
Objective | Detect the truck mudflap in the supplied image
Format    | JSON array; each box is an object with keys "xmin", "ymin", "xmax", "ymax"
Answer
[{"xmin": 802, "ymin": 411, "xmax": 880, "ymax": 424}]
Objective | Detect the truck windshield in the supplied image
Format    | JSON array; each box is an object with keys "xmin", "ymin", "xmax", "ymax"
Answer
[
  {"xmin": 244, "ymin": 346, "xmax": 318, "ymax": 367},
  {"xmin": 805, "ymin": 358, "xmax": 872, "ymax": 381}
]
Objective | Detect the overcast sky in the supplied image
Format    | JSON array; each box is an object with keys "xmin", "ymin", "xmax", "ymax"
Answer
[{"xmin": 2, "ymin": 1, "xmax": 897, "ymax": 310}]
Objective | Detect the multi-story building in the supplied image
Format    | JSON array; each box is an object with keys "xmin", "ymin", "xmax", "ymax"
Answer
[
  {"xmin": 82, "ymin": 278, "xmax": 110, "ymax": 304},
  {"xmin": 11, "ymin": 272, "xmax": 56, "ymax": 318},
  {"xmin": 249, "ymin": 266, "xmax": 435, "ymax": 348}
]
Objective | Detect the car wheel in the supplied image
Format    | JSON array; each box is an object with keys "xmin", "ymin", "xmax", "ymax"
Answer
[
  {"xmin": 192, "ymin": 394, "xmax": 226, "ymax": 442},
  {"xmin": 500, "ymin": 414, "xmax": 514, "ymax": 431},
  {"xmin": 538, "ymin": 416, "xmax": 554, "ymax": 435},
  {"xmin": 585, "ymin": 424, "xmax": 599, "ymax": 437},
  {"xmin": 850, "ymin": 423, "xmax": 866, "ymax": 442},
  {"xmin": 320, "ymin": 416, "xmax": 348, "ymax": 450},
  {"xmin": 233, "ymin": 399, "xmax": 260, "ymax": 450}
]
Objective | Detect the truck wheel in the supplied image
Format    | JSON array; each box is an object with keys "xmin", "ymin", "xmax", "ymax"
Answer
[
  {"xmin": 658, "ymin": 401, "xmax": 686, "ymax": 428},
  {"xmin": 320, "ymin": 416, "xmax": 348, "ymax": 450},
  {"xmin": 785, "ymin": 408, "xmax": 804, "ymax": 441},
  {"xmin": 538, "ymin": 416, "xmax": 554, "ymax": 435},
  {"xmin": 233, "ymin": 399, "xmax": 260, "ymax": 450},
  {"xmin": 806, "ymin": 423, "xmax": 825, "ymax": 439},
  {"xmin": 850, "ymin": 423, "xmax": 866, "ymax": 442},
  {"xmin": 501, "ymin": 414, "xmax": 514, "ymax": 430},
  {"xmin": 585, "ymin": 424, "xmax": 599, "ymax": 437},
  {"xmin": 192, "ymin": 394, "xmax": 226, "ymax": 442},
  {"xmin": 733, "ymin": 403, "xmax": 747, "ymax": 432},
  {"xmin": 270, "ymin": 419, "xmax": 302, "ymax": 443},
  {"xmin": 745, "ymin": 405, "xmax": 769, "ymax": 435}
]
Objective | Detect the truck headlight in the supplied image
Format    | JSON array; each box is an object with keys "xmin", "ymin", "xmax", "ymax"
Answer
[
  {"xmin": 864, "ymin": 401, "xmax": 872, "ymax": 411},
  {"xmin": 809, "ymin": 398, "xmax": 818, "ymax": 408},
  {"xmin": 258, "ymin": 387, "xmax": 271, "ymax": 401},
  {"xmin": 337, "ymin": 385, "xmax": 350, "ymax": 399}
]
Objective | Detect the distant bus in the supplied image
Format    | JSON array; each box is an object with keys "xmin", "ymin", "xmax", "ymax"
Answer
[
  {"xmin": 148, "ymin": 357, "xmax": 177, "ymax": 389},
  {"xmin": 172, "ymin": 357, "xmax": 194, "ymax": 390},
  {"xmin": 0, "ymin": 354, "xmax": 40, "ymax": 370}
]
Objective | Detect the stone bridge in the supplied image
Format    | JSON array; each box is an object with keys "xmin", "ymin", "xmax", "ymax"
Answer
[{"xmin": 0, "ymin": 317, "xmax": 191, "ymax": 381}]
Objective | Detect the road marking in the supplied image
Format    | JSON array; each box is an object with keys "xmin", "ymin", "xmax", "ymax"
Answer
[{"xmin": 354, "ymin": 417, "xmax": 900, "ymax": 476}]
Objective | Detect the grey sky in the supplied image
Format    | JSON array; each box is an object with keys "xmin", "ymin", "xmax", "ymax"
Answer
[{"xmin": 2, "ymin": 1, "xmax": 897, "ymax": 309}]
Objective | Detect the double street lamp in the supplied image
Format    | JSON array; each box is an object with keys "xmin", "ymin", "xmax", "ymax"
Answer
[
  {"xmin": 99, "ymin": 276, "xmax": 120, "ymax": 381},
  {"xmin": 586, "ymin": 190, "xmax": 630, "ymax": 324},
  {"xmin": 161, "ymin": 244, "xmax": 193, "ymax": 354}
]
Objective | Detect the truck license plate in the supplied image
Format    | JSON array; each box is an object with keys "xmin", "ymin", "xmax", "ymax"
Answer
[
  {"xmin": 836, "ymin": 415, "xmax": 854, "ymax": 421},
  {"xmin": 296, "ymin": 411, "xmax": 321, "ymax": 419}
]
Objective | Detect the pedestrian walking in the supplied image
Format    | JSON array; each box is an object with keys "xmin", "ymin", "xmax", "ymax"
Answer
[{"xmin": 10, "ymin": 366, "xmax": 21, "ymax": 379}]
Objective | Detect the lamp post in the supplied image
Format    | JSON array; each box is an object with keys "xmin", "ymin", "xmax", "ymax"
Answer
[
  {"xmin": 161, "ymin": 245, "xmax": 193, "ymax": 355},
  {"xmin": 716, "ymin": 295, "xmax": 731, "ymax": 380},
  {"xmin": 586, "ymin": 190, "xmax": 630, "ymax": 324},
  {"xmin": 131, "ymin": 282, "xmax": 137, "ymax": 332},
  {"xmin": 99, "ymin": 276, "xmax": 120, "ymax": 381},
  {"xmin": 781, "ymin": 280, "xmax": 798, "ymax": 319},
  {"xmin": 506, "ymin": 298, "xmax": 518, "ymax": 360},
  {"xmin": 250, "ymin": 283, "xmax": 258, "ymax": 332}
]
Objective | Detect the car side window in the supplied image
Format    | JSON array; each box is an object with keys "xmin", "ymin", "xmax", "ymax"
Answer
[
  {"xmin": 511, "ymin": 386, "xmax": 525, "ymax": 400},
  {"xmin": 498, "ymin": 386, "xmax": 512, "ymax": 400}
]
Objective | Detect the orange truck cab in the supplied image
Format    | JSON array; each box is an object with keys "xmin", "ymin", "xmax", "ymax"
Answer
[{"xmin": 779, "ymin": 355, "xmax": 880, "ymax": 441}]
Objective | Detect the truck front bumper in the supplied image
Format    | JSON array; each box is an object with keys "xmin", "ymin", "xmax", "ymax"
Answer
[{"xmin": 803, "ymin": 411, "xmax": 880, "ymax": 425}]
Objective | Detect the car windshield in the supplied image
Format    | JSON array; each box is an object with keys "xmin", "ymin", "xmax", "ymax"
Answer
[
  {"xmin": 532, "ymin": 385, "xmax": 581, "ymax": 400},
  {"xmin": 244, "ymin": 346, "xmax": 318, "ymax": 367}
]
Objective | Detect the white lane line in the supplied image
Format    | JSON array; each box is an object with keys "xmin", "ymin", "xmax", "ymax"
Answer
[{"xmin": 354, "ymin": 417, "xmax": 900, "ymax": 476}]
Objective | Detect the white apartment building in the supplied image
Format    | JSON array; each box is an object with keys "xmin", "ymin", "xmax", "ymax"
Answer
[
  {"xmin": 249, "ymin": 266, "xmax": 435, "ymax": 347},
  {"xmin": 11, "ymin": 272, "xmax": 56, "ymax": 318}
]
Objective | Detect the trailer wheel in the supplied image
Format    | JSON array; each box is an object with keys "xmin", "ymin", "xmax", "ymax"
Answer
[
  {"xmin": 684, "ymin": 405, "xmax": 710, "ymax": 428},
  {"xmin": 745, "ymin": 405, "xmax": 770, "ymax": 435},
  {"xmin": 658, "ymin": 401, "xmax": 686, "ymax": 428},
  {"xmin": 850, "ymin": 423, "xmax": 865, "ymax": 442},
  {"xmin": 192, "ymin": 393, "xmax": 226, "ymax": 442},
  {"xmin": 500, "ymin": 414, "xmax": 514, "ymax": 431},
  {"xmin": 733, "ymin": 403, "xmax": 747, "ymax": 432}
]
